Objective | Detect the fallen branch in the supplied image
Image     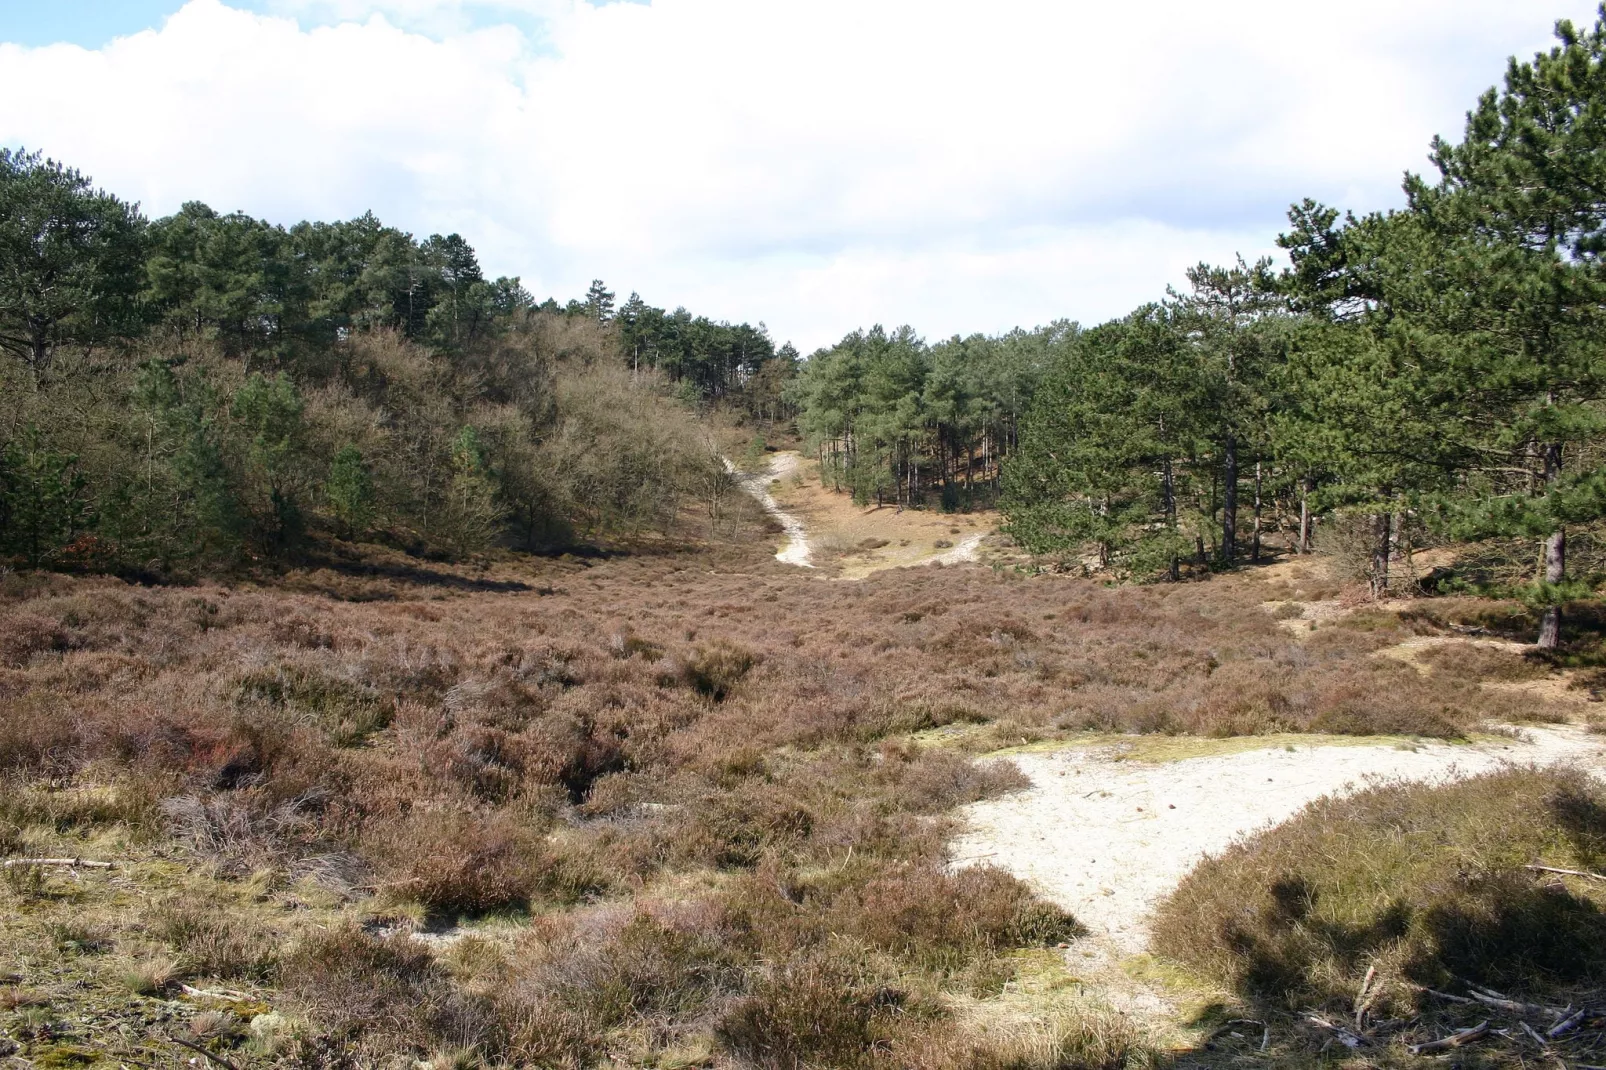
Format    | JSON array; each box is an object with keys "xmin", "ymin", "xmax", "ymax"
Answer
[
  {"xmin": 1548, "ymin": 1008, "xmax": 1588, "ymax": 1039},
  {"xmin": 1306, "ymin": 1014, "xmax": 1365, "ymax": 1049},
  {"xmin": 1528, "ymin": 864, "xmax": 1606, "ymax": 883},
  {"xmin": 1423, "ymin": 988, "xmax": 1478, "ymax": 1005},
  {"xmin": 179, "ymin": 984, "xmax": 254, "ymax": 1002},
  {"xmin": 164, "ymin": 1035, "xmax": 242, "ymax": 1070},
  {"xmin": 2, "ymin": 857, "xmax": 114, "ymax": 869},
  {"xmin": 1208, "ymin": 1018, "xmax": 1270, "ymax": 1051},
  {"xmin": 1520, "ymin": 1020, "xmax": 1549, "ymax": 1048},
  {"xmin": 1467, "ymin": 988, "xmax": 1560, "ymax": 1019},
  {"xmin": 1409, "ymin": 1020, "xmax": 1490, "ymax": 1055},
  {"xmin": 1356, "ymin": 965, "xmax": 1378, "ymax": 1030}
]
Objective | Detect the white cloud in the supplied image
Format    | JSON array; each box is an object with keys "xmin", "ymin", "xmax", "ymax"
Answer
[{"xmin": 0, "ymin": 0, "xmax": 1594, "ymax": 349}]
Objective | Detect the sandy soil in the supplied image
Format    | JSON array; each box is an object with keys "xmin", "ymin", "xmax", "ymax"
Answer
[
  {"xmin": 759, "ymin": 451, "xmax": 1001, "ymax": 578},
  {"xmin": 953, "ymin": 725, "xmax": 1606, "ymax": 954},
  {"xmin": 728, "ymin": 453, "xmax": 814, "ymax": 567}
]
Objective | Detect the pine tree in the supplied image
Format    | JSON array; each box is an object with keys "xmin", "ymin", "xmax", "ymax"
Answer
[
  {"xmin": 326, "ymin": 444, "xmax": 374, "ymax": 541},
  {"xmin": 584, "ymin": 280, "xmax": 616, "ymax": 324},
  {"xmin": 1170, "ymin": 257, "xmax": 1287, "ymax": 566},
  {"xmin": 0, "ymin": 427, "xmax": 91, "ymax": 567}
]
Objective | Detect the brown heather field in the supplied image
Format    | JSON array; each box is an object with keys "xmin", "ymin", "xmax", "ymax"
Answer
[{"xmin": 0, "ymin": 534, "xmax": 1597, "ymax": 1068}]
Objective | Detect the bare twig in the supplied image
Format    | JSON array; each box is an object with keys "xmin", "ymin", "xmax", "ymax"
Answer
[
  {"xmin": 1306, "ymin": 1014, "xmax": 1365, "ymax": 1049},
  {"xmin": 1466, "ymin": 987, "xmax": 1559, "ymax": 1018},
  {"xmin": 1409, "ymin": 1020, "xmax": 1490, "ymax": 1055},
  {"xmin": 179, "ymin": 984, "xmax": 254, "ymax": 1002},
  {"xmin": 1211, "ymin": 1018, "xmax": 1268, "ymax": 1050},
  {"xmin": 1528, "ymin": 864, "xmax": 1606, "ymax": 882},
  {"xmin": 164, "ymin": 1035, "xmax": 242, "ymax": 1070},
  {"xmin": 1424, "ymin": 988, "xmax": 1478, "ymax": 1005},
  {"xmin": 1548, "ymin": 1008, "xmax": 1588, "ymax": 1039},
  {"xmin": 1356, "ymin": 965, "xmax": 1378, "ymax": 1030},
  {"xmin": 2, "ymin": 857, "xmax": 114, "ymax": 869},
  {"xmin": 1521, "ymin": 1020, "xmax": 1550, "ymax": 1048}
]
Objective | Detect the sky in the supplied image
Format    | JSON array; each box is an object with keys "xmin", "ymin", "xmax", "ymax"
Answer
[{"xmin": 0, "ymin": 1, "xmax": 1598, "ymax": 352}]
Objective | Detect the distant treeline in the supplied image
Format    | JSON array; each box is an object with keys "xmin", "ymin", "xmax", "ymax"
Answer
[
  {"xmin": 785, "ymin": 12, "xmax": 1606, "ymax": 648},
  {"xmin": 787, "ymin": 325, "xmax": 1055, "ymax": 509},
  {"xmin": 0, "ymin": 151, "xmax": 788, "ymax": 572}
]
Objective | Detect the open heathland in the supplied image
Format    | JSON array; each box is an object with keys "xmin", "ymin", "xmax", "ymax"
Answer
[{"xmin": 1, "ymin": 532, "xmax": 1600, "ymax": 1068}]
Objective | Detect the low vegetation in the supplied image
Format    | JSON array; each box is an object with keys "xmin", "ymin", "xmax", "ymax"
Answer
[
  {"xmin": 1154, "ymin": 768, "xmax": 1606, "ymax": 1064},
  {"xmin": 0, "ymin": 540, "xmax": 1596, "ymax": 1066}
]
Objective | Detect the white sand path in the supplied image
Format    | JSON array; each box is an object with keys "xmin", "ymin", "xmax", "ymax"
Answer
[
  {"xmin": 932, "ymin": 533, "xmax": 985, "ymax": 566},
  {"xmin": 727, "ymin": 453, "xmax": 813, "ymax": 567},
  {"xmin": 953, "ymin": 725, "xmax": 1606, "ymax": 954}
]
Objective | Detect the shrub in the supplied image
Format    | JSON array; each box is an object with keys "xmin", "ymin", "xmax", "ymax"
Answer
[
  {"xmin": 681, "ymin": 641, "xmax": 756, "ymax": 701},
  {"xmin": 149, "ymin": 900, "xmax": 279, "ymax": 981},
  {"xmin": 830, "ymin": 864, "xmax": 1082, "ymax": 972},
  {"xmin": 281, "ymin": 925, "xmax": 494, "ymax": 1049},
  {"xmin": 365, "ymin": 809, "xmax": 542, "ymax": 916},
  {"xmin": 904, "ymin": 1008, "xmax": 1143, "ymax": 1070},
  {"xmin": 1152, "ymin": 768, "xmax": 1606, "ymax": 1017},
  {"xmin": 716, "ymin": 954, "xmax": 909, "ymax": 1070}
]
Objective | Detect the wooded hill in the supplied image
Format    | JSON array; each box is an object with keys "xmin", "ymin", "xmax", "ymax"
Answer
[{"xmin": 0, "ymin": 159, "xmax": 795, "ymax": 573}]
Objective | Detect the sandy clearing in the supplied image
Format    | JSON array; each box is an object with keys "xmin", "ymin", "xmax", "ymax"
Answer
[
  {"xmin": 931, "ymin": 533, "xmax": 985, "ymax": 566},
  {"xmin": 952, "ymin": 725, "xmax": 1606, "ymax": 955},
  {"xmin": 731, "ymin": 449, "xmax": 999, "ymax": 576},
  {"xmin": 760, "ymin": 451, "xmax": 1001, "ymax": 577}
]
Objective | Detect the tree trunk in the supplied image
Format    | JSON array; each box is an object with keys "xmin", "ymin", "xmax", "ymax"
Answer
[
  {"xmin": 1538, "ymin": 527, "xmax": 1566, "ymax": 649},
  {"xmin": 1369, "ymin": 512, "xmax": 1391, "ymax": 601},
  {"xmin": 29, "ymin": 324, "xmax": 50, "ymax": 372},
  {"xmin": 1298, "ymin": 478, "xmax": 1312, "ymax": 554},
  {"xmin": 1252, "ymin": 461, "xmax": 1263, "ymax": 564},
  {"xmin": 1538, "ymin": 440, "xmax": 1566, "ymax": 650},
  {"xmin": 1163, "ymin": 457, "xmax": 1179, "ymax": 582},
  {"xmin": 1221, "ymin": 433, "xmax": 1238, "ymax": 565}
]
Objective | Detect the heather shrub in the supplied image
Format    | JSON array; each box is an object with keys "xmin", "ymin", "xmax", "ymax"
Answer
[
  {"xmin": 281, "ymin": 925, "xmax": 497, "ymax": 1051},
  {"xmin": 1153, "ymin": 768, "xmax": 1606, "ymax": 1018},
  {"xmin": 0, "ymin": 614, "xmax": 69, "ymax": 668},
  {"xmin": 903, "ymin": 1009, "xmax": 1143, "ymax": 1070},
  {"xmin": 716, "ymin": 954, "xmax": 912, "ymax": 1070},
  {"xmin": 829, "ymin": 864, "xmax": 1082, "ymax": 972},
  {"xmin": 501, "ymin": 908, "xmax": 743, "ymax": 1062},
  {"xmin": 149, "ymin": 900, "xmax": 280, "ymax": 981},
  {"xmin": 366, "ymin": 809, "xmax": 543, "ymax": 915},
  {"xmin": 680, "ymin": 640, "xmax": 756, "ymax": 700}
]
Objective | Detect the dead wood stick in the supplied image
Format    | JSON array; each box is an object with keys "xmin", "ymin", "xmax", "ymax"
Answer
[
  {"xmin": 165, "ymin": 1035, "xmax": 242, "ymax": 1070},
  {"xmin": 179, "ymin": 984, "xmax": 253, "ymax": 1002},
  {"xmin": 1209, "ymin": 1019, "xmax": 1271, "ymax": 1052},
  {"xmin": 1408, "ymin": 1020, "xmax": 1490, "ymax": 1055},
  {"xmin": 1521, "ymin": 1020, "xmax": 1549, "ymax": 1048},
  {"xmin": 2, "ymin": 857, "xmax": 113, "ymax": 869},
  {"xmin": 1424, "ymin": 988, "xmax": 1478, "ymax": 1005},
  {"xmin": 1305, "ymin": 1014, "xmax": 1365, "ymax": 1049},
  {"xmin": 1528, "ymin": 864, "xmax": 1606, "ymax": 882},
  {"xmin": 1548, "ymin": 1008, "xmax": 1588, "ymax": 1039},
  {"xmin": 1356, "ymin": 965, "xmax": 1378, "ymax": 1029},
  {"xmin": 1467, "ymin": 990, "xmax": 1560, "ymax": 1018}
]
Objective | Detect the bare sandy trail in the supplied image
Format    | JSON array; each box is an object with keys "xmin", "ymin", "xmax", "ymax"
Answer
[
  {"xmin": 953, "ymin": 725, "xmax": 1606, "ymax": 954},
  {"xmin": 727, "ymin": 453, "xmax": 813, "ymax": 567}
]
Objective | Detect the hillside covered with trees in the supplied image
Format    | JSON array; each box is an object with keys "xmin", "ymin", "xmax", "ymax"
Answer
[{"xmin": 0, "ymin": 157, "xmax": 798, "ymax": 574}]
